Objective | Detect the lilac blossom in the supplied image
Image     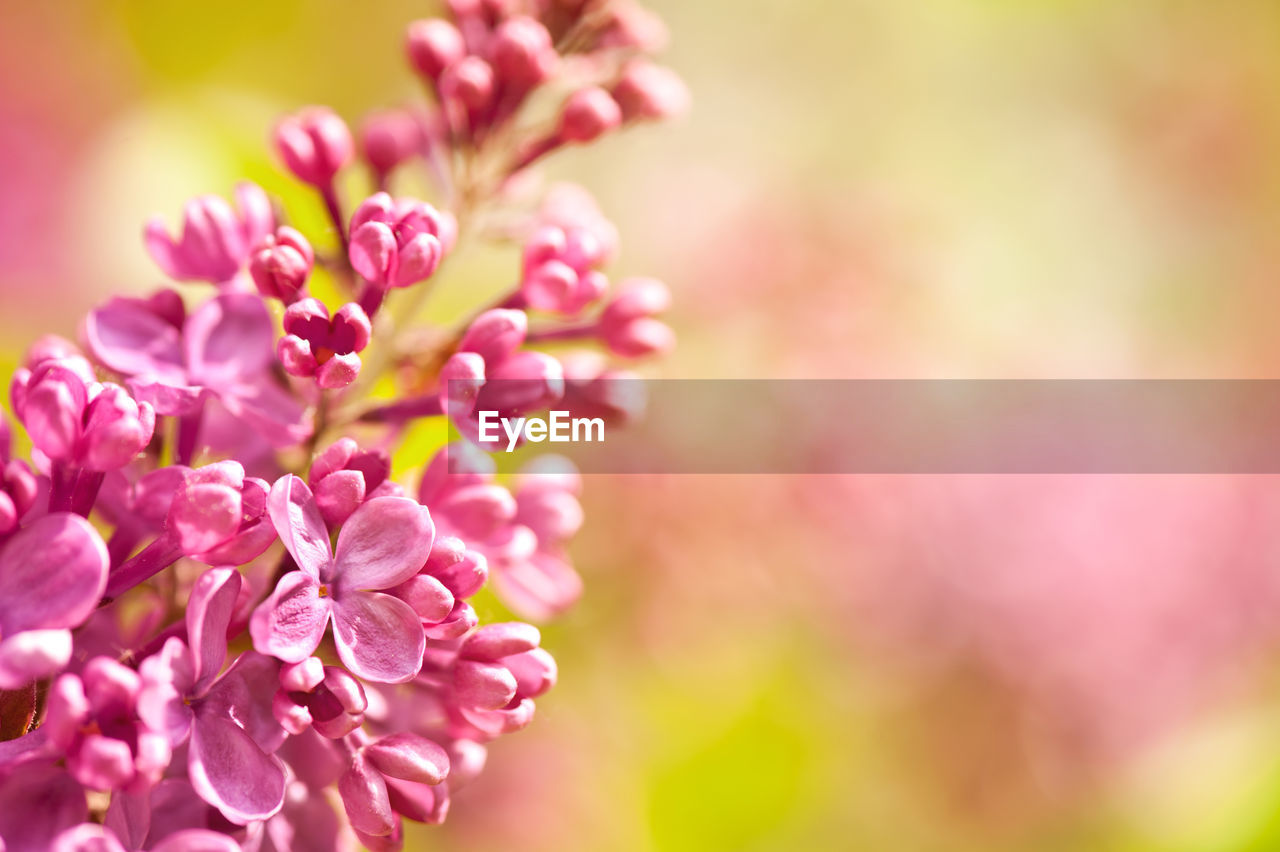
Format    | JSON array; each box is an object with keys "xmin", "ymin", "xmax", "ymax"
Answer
[
  {"xmin": 347, "ymin": 193, "xmax": 450, "ymax": 291},
  {"xmin": 0, "ymin": 513, "xmax": 108, "ymax": 688},
  {"xmin": 277, "ymin": 298, "xmax": 372, "ymax": 390},
  {"xmin": 85, "ymin": 290, "xmax": 309, "ymax": 452},
  {"xmin": 250, "ymin": 475, "xmax": 435, "ymax": 683},
  {"xmin": 0, "ymin": 0, "xmax": 682, "ymax": 846},
  {"xmin": 144, "ymin": 182, "xmax": 274, "ymax": 286}
]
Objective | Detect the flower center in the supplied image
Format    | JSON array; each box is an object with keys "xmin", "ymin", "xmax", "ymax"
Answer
[{"xmin": 318, "ymin": 584, "xmax": 330, "ymax": 598}]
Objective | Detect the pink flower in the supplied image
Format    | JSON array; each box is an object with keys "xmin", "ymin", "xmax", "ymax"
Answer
[
  {"xmin": 405, "ymin": 19, "xmax": 465, "ymax": 81},
  {"xmin": 104, "ymin": 460, "xmax": 275, "ymax": 598},
  {"xmin": 250, "ymin": 475, "xmax": 435, "ymax": 683},
  {"xmin": 44, "ymin": 657, "xmax": 171, "ymax": 792},
  {"xmin": 308, "ymin": 437, "xmax": 399, "ymax": 527},
  {"xmin": 10, "ymin": 362, "xmax": 155, "ymax": 472},
  {"xmin": 438, "ymin": 309, "xmax": 564, "ymax": 446},
  {"xmin": 144, "ymin": 182, "xmax": 274, "ymax": 285},
  {"xmin": 520, "ymin": 224, "xmax": 609, "ymax": 315},
  {"xmin": 348, "ymin": 193, "xmax": 450, "ymax": 290},
  {"xmin": 272, "ymin": 658, "xmax": 367, "ymax": 739},
  {"xmin": 273, "ymin": 108, "xmax": 354, "ymax": 189},
  {"xmin": 138, "ymin": 568, "xmax": 287, "ymax": 824},
  {"xmin": 612, "ymin": 59, "xmax": 690, "ymax": 121},
  {"xmin": 85, "ymin": 291, "xmax": 310, "ymax": 449},
  {"xmin": 277, "ymin": 299, "xmax": 372, "ymax": 390},
  {"xmin": 489, "ymin": 17, "xmax": 558, "ymax": 91},
  {"xmin": 338, "ymin": 732, "xmax": 450, "ymax": 840},
  {"xmin": 597, "ymin": 276, "xmax": 675, "ymax": 357},
  {"xmin": 249, "ymin": 226, "xmax": 314, "ymax": 303},
  {"xmin": 0, "ymin": 514, "xmax": 109, "ymax": 688},
  {"xmin": 359, "ymin": 110, "xmax": 425, "ymax": 185},
  {"xmin": 557, "ymin": 87, "xmax": 623, "ymax": 144}
]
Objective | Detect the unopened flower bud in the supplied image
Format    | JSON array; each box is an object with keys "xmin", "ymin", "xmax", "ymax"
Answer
[
  {"xmin": 558, "ymin": 87, "xmax": 622, "ymax": 144},
  {"xmin": 612, "ymin": 60, "xmax": 691, "ymax": 122},
  {"xmin": 598, "ymin": 277, "xmax": 675, "ymax": 357},
  {"xmin": 406, "ymin": 19, "xmax": 465, "ymax": 81},
  {"xmin": 274, "ymin": 107, "xmax": 355, "ymax": 188},
  {"xmin": 250, "ymin": 226, "xmax": 313, "ymax": 303}
]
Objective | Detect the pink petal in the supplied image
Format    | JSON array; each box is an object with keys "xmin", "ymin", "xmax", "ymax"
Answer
[
  {"xmin": 314, "ymin": 469, "xmax": 365, "ymax": 527},
  {"xmin": 127, "ymin": 379, "xmax": 205, "ymax": 416},
  {"xmin": 453, "ymin": 659, "xmax": 517, "ymax": 710},
  {"xmin": 249, "ymin": 571, "xmax": 330, "ymax": 665},
  {"xmin": 184, "ymin": 293, "xmax": 275, "ymax": 389},
  {"xmin": 439, "ymin": 352, "xmax": 485, "ymax": 421},
  {"xmin": 84, "ymin": 297, "xmax": 186, "ymax": 382},
  {"xmin": 316, "ymin": 352, "xmax": 361, "ymax": 389},
  {"xmin": 136, "ymin": 637, "xmax": 195, "ymax": 744},
  {"xmin": 188, "ymin": 715, "xmax": 286, "ymax": 824},
  {"xmin": 50, "ymin": 824, "xmax": 128, "ymax": 852},
  {"xmin": 392, "ymin": 233, "xmax": 442, "ymax": 287},
  {"xmin": 460, "ymin": 622, "xmax": 540, "ymax": 661},
  {"xmin": 492, "ymin": 550, "xmax": 583, "ymax": 622},
  {"xmin": 363, "ymin": 732, "xmax": 449, "ymax": 786},
  {"xmin": 186, "ymin": 568, "xmax": 242, "ymax": 691},
  {"xmin": 389, "ymin": 574, "xmax": 454, "ymax": 624},
  {"xmin": 333, "ymin": 497, "xmax": 434, "ymax": 592},
  {"xmin": 330, "ymin": 591, "xmax": 425, "ymax": 683},
  {"xmin": 152, "ymin": 830, "xmax": 243, "ymax": 852},
  {"xmin": 457, "ymin": 309, "xmax": 526, "ymax": 362},
  {"xmin": 0, "ymin": 513, "xmax": 108, "ymax": 633},
  {"xmin": 348, "ymin": 221, "xmax": 396, "ymax": 286},
  {"xmin": 505, "ymin": 647, "xmax": 558, "ymax": 698},
  {"xmin": 143, "ymin": 218, "xmax": 182, "ymax": 279},
  {"xmin": 0, "ymin": 629, "xmax": 73, "ymax": 689},
  {"xmin": 198, "ymin": 652, "xmax": 286, "ymax": 753},
  {"xmin": 233, "ymin": 181, "xmax": 275, "ymax": 250},
  {"xmin": 267, "ymin": 475, "xmax": 332, "ymax": 577},
  {"xmin": 221, "ymin": 379, "xmax": 312, "ymax": 449},
  {"xmin": 338, "ymin": 753, "xmax": 394, "ymax": 837},
  {"xmin": 0, "ymin": 764, "xmax": 87, "ymax": 852}
]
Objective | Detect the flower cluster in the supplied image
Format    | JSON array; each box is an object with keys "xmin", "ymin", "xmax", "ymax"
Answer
[{"xmin": 0, "ymin": 2, "xmax": 683, "ymax": 849}]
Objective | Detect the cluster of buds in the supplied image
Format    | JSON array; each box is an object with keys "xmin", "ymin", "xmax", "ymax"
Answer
[{"xmin": 0, "ymin": 1, "xmax": 684, "ymax": 850}]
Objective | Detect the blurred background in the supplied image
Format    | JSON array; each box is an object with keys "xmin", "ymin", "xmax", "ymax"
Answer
[{"xmin": 7, "ymin": 1, "xmax": 1280, "ymax": 849}]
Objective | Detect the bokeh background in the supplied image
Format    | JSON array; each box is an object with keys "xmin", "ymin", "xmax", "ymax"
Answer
[{"xmin": 8, "ymin": 1, "xmax": 1280, "ymax": 850}]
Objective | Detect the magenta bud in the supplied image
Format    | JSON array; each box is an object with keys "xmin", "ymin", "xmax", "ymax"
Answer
[
  {"xmin": 490, "ymin": 16, "xmax": 558, "ymax": 90},
  {"xmin": 435, "ymin": 548, "xmax": 488, "ymax": 599},
  {"xmin": 391, "ymin": 574, "xmax": 455, "ymax": 624},
  {"xmin": 406, "ymin": 19, "xmax": 466, "ymax": 81},
  {"xmin": 280, "ymin": 657, "xmax": 326, "ymax": 693},
  {"xmin": 339, "ymin": 753, "xmax": 395, "ymax": 837},
  {"xmin": 250, "ymin": 226, "xmax": 313, "ymax": 302},
  {"xmin": 558, "ymin": 87, "xmax": 622, "ymax": 144},
  {"xmin": 598, "ymin": 276, "xmax": 675, "ymax": 358},
  {"xmin": 81, "ymin": 384, "xmax": 156, "ymax": 471},
  {"xmin": 439, "ymin": 56, "xmax": 496, "ymax": 114},
  {"xmin": 273, "ymin": 689, "xmax": 313, "ymax": 735},
  {"xmin": 360, "ymin": 110, "xmax": 424, "ymax": 178},
  {"xmin": 365, "ymin": 732, "xmax": 450, "ymax": 787},
  {"xmin": 349, "ymin": 193, "xmax": 447, "ymax": 289},
  {"xmin": 278, "ymin": 299, "xmax": 371, "ymax": 388},
  {"xmin": 461, "ymin": 622, "xmax": 540, "ymax": 661},
  {"xmin": 506, "ymin": 648, "xmax": 558, "ymax": 698},
  {"xmin": 453, "ymin": 659, "xmax": 518, "ymax": 710},
  {"xmin": 144, "ymin": 182, "xmax": 273, "ymax": 284},
  {"xmin": 612, "ymin": 60, "xmax": 690, "ymax": 121},
  {"xmin": 457, "ymin": 309, "xmax": 527, "ymax": 363},
  {"xmin": 274, "ymin": 107, "xmax": 355, "ymax": 188},
  {"xmin": 425, "ymin": 600, "xmax": 479, "ymax": 641}
]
